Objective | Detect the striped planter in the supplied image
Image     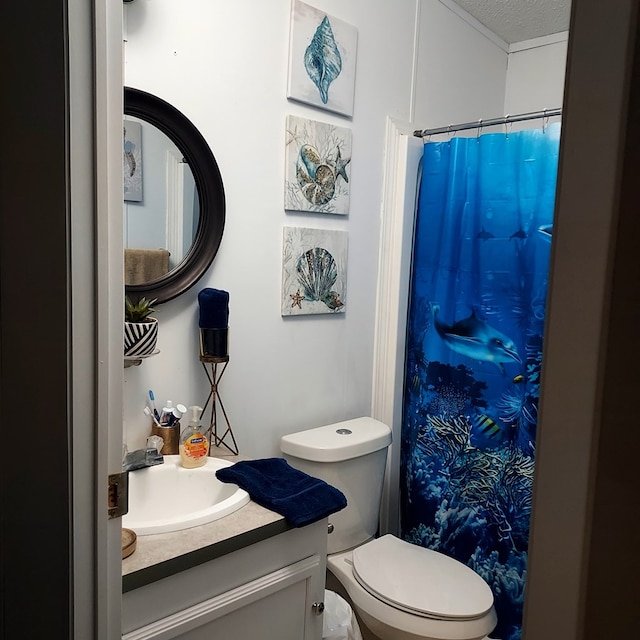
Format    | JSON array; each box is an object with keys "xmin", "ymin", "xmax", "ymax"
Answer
[{"xmin": 124, "ymin": 317, "xmax": 158, "ymax": 357}]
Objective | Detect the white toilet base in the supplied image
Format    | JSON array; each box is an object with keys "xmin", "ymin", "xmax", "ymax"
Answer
[{"xmin": 327, "ymin": 546, "xmax": 497, "ymax": 640}]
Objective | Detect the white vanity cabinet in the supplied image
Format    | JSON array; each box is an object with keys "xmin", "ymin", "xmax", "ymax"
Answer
[{"xmin": 122, "ymin": 519, "xmax": 327, "ymax": 640}]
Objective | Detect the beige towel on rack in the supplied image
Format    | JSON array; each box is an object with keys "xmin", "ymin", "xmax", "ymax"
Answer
[{"xmin": 125, "ymin": 248, "xmax": 171, "ymax": 285}]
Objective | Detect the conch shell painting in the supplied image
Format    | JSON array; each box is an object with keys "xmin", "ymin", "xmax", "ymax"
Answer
[
  {"xmin": 287, "ymin": 0, "xmax": 358, "ymax": 117},
  {"xmin": 282, "ymin": 227, "xmax": 348, "ymax": 316},
  {"xmin": 285, "ymin": 114, "xmax": 352, "ymax": 214},
  {"xmin": 305, "ymin": 16, "xmax": 342, "ymax": 105}
]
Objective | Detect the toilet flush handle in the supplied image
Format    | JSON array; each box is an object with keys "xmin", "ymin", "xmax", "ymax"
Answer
[
  {"xmin": 312, "ymin": 601, "xmax": 325, "ymax": 615},
  {"xmin": 328, "ymin": 523, "xmax": 335, "ymax": 534}
]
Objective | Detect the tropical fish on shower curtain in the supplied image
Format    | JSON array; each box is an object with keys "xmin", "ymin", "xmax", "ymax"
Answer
[{"xmin": 401, "ymin": 124, "xmax": 561, "ymax": 640}]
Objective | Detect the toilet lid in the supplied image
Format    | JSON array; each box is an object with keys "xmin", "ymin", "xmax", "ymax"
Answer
[{"xmin": 352, "ymin": 535, "xmax": 494, "ymax": 620}]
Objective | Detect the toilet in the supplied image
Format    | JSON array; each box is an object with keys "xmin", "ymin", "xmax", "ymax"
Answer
[{"xmin": 280, "ymin": 417, "xmax": 497, "ymax": 640}]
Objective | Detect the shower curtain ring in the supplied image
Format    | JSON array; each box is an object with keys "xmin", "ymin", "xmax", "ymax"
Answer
[
  {"xmin": 504, "ymin": 115, "xmax": 512, "ymax": 139},
  {"xmin": 476, "ymin": 119, "xmax": 483, "ymax": 140},
  {"xmin": 542, "ymin": 108, "xmax": 549, "ymax": 133}
]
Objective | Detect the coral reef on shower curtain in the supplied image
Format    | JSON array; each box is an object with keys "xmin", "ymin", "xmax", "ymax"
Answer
[{"xmin": 401, "ymin": 124, "xmax": 560, "ymax": 640}]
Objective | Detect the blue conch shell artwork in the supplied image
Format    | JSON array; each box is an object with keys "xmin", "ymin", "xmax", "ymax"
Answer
[
  {"xmin": 285, "ymin": 115, "xmax": 352, "ymax": 214},
  {"xmin": 287, "ymin": 1, "xmax": 358, "ymax": 117},
  {"xmin": 282, "ymin": 227, "xmax": 348, "ymax": 316},
  {"xmin": 304, "ymin": 16, "xmax": 342, "ymax": 105}
]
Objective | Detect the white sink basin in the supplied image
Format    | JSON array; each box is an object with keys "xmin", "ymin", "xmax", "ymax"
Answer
[{"xmin": 122, "ymin": 455, "xmax": 249, "ymax": 535}]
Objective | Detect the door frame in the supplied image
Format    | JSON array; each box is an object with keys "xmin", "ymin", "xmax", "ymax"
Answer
[
  {"xmin": 93, "ymin": 0, "xmax": 126, "ymax": 638},
  {"xmin": 524, "ymin": 1, "xmax": 640, "ymax": 637},
  {"xmin": 0, "ymin": 1, "xmax": 123, "ymax": 638}
]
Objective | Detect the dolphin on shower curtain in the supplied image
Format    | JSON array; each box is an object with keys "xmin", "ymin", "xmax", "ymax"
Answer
[{"xmin": 431, "ymin": 304, "xmax": 522, "ymax": 374}]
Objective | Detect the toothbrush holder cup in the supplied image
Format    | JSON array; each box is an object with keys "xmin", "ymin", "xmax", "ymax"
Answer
[{"xmin": 151, "ymin": 423, "xmax": 180, "ymax": 455}]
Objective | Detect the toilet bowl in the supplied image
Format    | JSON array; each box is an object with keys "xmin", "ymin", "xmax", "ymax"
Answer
[
  {"xmin": 328, "ymin": 536, "xmax": 496, "ymax": 640},
  {"xmin": 281, "ymin": 417, "xmax": 498, "ymax": 640}
]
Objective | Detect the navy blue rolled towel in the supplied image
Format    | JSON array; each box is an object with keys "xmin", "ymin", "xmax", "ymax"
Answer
[
  {"xmin": 198, "ymin": 287, "xmax": 229, "ymax": 329},
  {"xmin": 216, "ymin": 458, "xmax": 347, "ymax": 528}
]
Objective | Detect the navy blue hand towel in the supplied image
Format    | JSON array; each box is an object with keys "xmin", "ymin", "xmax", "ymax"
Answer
[
  {"xmin": 216, "ymin": 458, "xmax": 347, "ymax": 528},
  {"xmin": 198, "ymin": 287, "xmax": 229, "ymax": 329}
]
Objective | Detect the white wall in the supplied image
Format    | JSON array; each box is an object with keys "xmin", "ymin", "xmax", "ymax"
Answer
[
  {"xmin": 504, "ymin": 34, "xmax": 568, "ymax": 115},
  {"xmin": 413, "ymin": 4, "xmax": 568, "ymax": 133},
  {"xmin": 413, "ymin": 0, "xmax": 508, "ymax": 129},
  {"xmin": 123, "ymin": 0, "xmax": 418, "ymax": 455},
  {"xmin": 121, "ymin": 0, "xmax": 567, "ymax": 459}
]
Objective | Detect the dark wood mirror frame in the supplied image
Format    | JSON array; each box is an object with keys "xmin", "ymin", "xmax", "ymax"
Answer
[{"xmin": 124, "ymin": 87, "xmax": 225, "ymax": 304}]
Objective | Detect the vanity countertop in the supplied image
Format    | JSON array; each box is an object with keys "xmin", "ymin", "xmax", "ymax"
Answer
[{"xmin": 122, "ymin": 450, "xmax": 290, "ymax": 592}]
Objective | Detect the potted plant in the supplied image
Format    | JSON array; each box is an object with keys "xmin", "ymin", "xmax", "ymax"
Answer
[{"xmin": 124, "ymin": 296, "xmax": 159, "ymax": 357}]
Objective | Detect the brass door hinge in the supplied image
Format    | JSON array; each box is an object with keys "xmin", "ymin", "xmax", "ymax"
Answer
[{"xmin": 108, "ymin": 471, "xmax": 129, "ymax": 519}]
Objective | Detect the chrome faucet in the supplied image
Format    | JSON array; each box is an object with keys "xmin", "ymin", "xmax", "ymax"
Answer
[
  {"xmin": 122, "ymin": 436, "xmax": 165, "ymax": 472},
  {"xmin": 122, "ymin": 448, "xmax": 164, "ymax": 472}
]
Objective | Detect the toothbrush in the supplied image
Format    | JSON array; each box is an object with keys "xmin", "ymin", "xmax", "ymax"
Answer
[
  {"xmin": 144, "ymin": 406, "xmax": 161, "ymax": 427},
  {"xmin": 148, "ymin": 390, "xmax": 160, "ymax": 421}
]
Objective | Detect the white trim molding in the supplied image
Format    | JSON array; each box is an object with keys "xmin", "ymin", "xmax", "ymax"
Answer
[
  {"xmin": 372, "ymin": 118, "xmax": 423, "ymax": 536},
  {"xmin": 509, "ymin": 31, "xmax": 569, "ymax": 54}
]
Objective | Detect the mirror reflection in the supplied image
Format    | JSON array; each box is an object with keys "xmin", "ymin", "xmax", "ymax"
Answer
[
  {"xmin": 123, "ymin": 86, "xmax": 225, "ymax": 305},
  {"xmin": 124, "ymin": 115, "xmax": 200, "ymax": 286}
]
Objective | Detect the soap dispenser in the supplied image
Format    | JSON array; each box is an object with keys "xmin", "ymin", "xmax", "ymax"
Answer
[{"xmin": 179, "ymin": 405, "xmax": 209, "ymax": 468}]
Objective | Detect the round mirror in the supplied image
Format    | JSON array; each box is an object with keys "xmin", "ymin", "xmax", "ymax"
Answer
[{"xmin": 124, "ymin": 87, "xmax": 225, "ymax": 304}]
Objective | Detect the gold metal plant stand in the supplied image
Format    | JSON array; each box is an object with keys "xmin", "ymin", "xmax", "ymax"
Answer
[{"xmin": 200, "ymin": 354, "xmax": 239, "ymax": 455}]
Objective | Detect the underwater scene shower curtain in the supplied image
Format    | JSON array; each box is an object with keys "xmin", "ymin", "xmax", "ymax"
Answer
[{"xmin": 400, "ymin": 123, "xmax": 560, "ymax": 640}]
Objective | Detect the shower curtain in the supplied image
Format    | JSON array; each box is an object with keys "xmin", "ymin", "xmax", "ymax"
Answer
[{"xmin": 400, "ymin": 123, "xmax": 560, "ymax": 640}]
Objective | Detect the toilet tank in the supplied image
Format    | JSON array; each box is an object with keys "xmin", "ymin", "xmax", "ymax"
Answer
[{"xmin": 280, "ymin": 417, "xmax": 392, "ymax": 554}]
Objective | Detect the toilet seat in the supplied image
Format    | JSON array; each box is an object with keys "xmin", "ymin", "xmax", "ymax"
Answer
[{"xmin": 352, "ymin": 535, "xmax": 494, "ymax": 621}]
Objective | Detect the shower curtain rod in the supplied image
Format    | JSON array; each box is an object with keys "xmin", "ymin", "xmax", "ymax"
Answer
[{"xmin": 413, "ymin": 107, "xmax": 562, "ymax": 138}]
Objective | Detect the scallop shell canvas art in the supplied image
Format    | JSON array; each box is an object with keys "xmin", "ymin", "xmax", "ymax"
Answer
[
  {"xmin": 282, "ymin": 227, "xmax": 347, "ymax": 316},
  {"xmin": 287, "ymin": 0, "xmax": 358, "ymax": 117},
  {"xmin": 285, "ymin": 115, "xmax": 352, "ymax": 215}
]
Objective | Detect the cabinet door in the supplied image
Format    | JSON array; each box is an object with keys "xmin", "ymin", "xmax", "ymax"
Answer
[
  {"xmin": 175, "ymin": 581, "xmax": 307, "ymax": 640},
  {"xmin": 123, "ymin": 555, "xmax": 323, "ymax": 640}
]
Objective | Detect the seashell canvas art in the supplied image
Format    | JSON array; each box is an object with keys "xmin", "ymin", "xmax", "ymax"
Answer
[
  {"xmin": 123, "ymin": 118, "xmax": 142, "ymax": 202},
  {"xmin": 287, "ymin": 0, "xmax": 358, "ymax": 117},
  {"xmin": 282, "ymin": 227, "xmax": 347, "ymax": 316},
  {"xmin": 285, "ymin": 115, "xmax": 352, "ymax": 214}
]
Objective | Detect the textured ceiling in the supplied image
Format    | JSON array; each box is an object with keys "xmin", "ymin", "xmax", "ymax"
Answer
[{"xmin": 451, "ymin": 0, "xmax": 571, "ymax": 44}]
